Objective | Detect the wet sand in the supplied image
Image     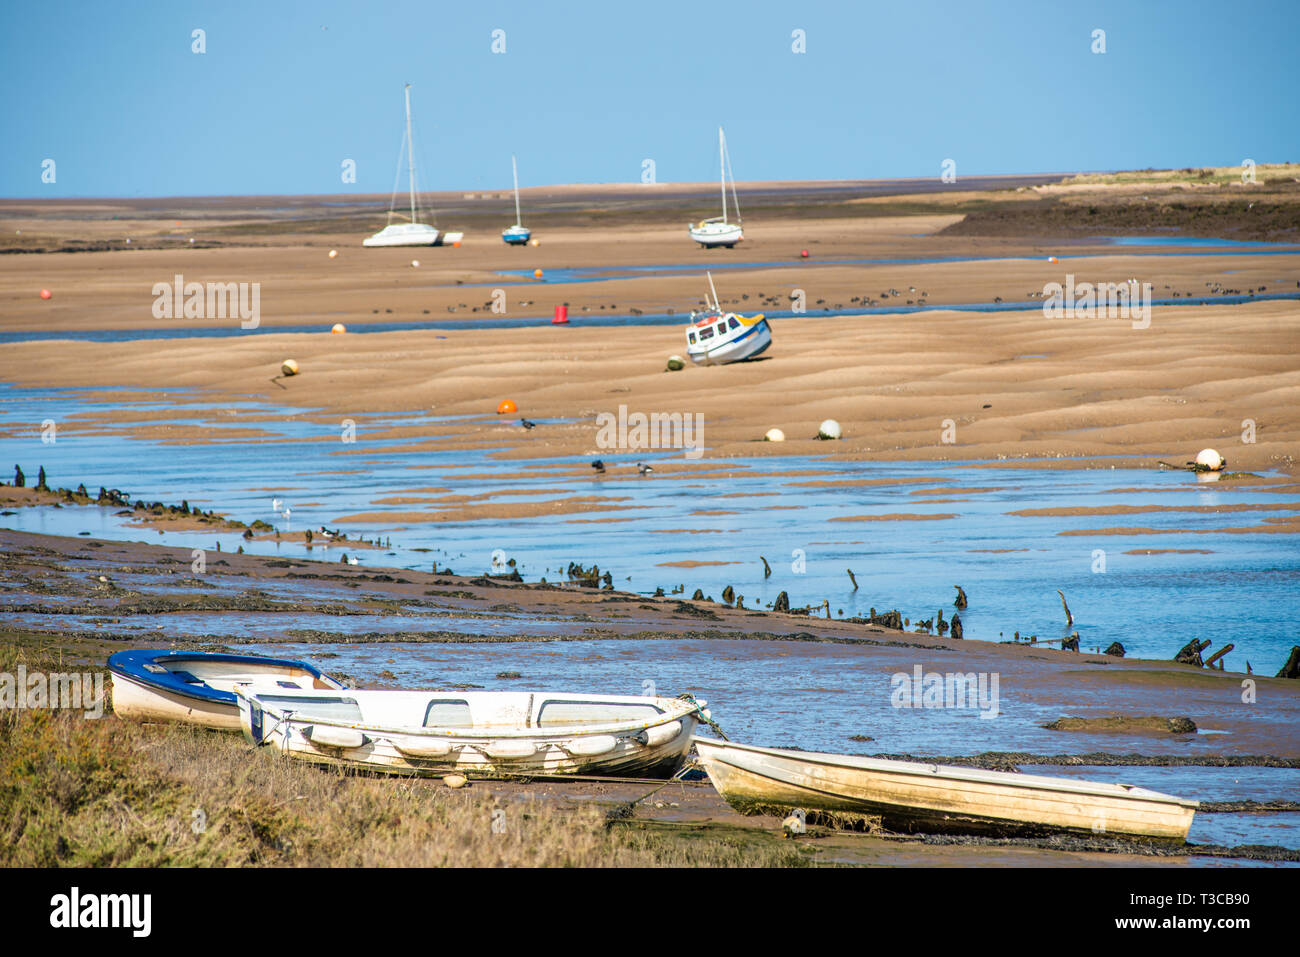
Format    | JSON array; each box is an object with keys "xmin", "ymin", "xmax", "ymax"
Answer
[{"xmin": 2, "ymin": 178, "xmax": 1298, "ymax": 477}]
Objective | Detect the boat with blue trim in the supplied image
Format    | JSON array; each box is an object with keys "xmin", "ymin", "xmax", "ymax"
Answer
[
  {"xmin": 108, "ymin": 649, "xmax": 345, "ymax": 730},
  {"xmin": 685, "ymin": 272, "xmax": 772, "ymax": 365},
  {"xmin": 501, "ymin": 154, "xmax": 532, "ymax": 245}
]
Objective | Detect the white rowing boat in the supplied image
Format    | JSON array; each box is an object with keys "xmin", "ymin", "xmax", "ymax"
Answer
[
  {"xmin": 237, "ymin": 687, "xmax": 706, "ymax": 778},
  {"xmin": 694, "ymin": 737, "xmax": 1198, "ymax": 840},
  {"xmin": 109, "ymin": 650, "xmax": 344, "ymax": 731}
]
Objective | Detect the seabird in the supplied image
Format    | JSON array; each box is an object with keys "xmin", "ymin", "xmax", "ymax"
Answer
[
  {"xmin": 520, "ymin": 418, "xmax": 536, "ymax": 430},
  {"xmin": 591, "ymin": 460, "xmax": 606, "ymax": 474},
  {"xmin": 637, "ymin": 462, "xmax": 654, "ymax": 476}
]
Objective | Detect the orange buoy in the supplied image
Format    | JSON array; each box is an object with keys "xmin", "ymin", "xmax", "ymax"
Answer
[
  {"xmin": 452, "ymin": 240, "xmax": 461, "ymax": 248},
  {"xmin": 533, "ymin": 268, "xmax": 544, "ymax": 279},
  {"xmin": 39, "ymin": 289, "xmax": 52, "ymax": 300},
  {"xmin": 497, "ymin": 399, "xmax": 517, "ymax": 414},
  {"xmin": 1048, "ymin": 256, "xmax": 1058, "ymax": 263},
  {"xmin": 330, "ymin": 323, "xmax": 347, "ymax": 334}
]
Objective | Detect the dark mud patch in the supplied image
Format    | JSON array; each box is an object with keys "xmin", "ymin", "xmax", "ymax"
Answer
[{"xmin": 1044, "ymin": 715, "xmax": 1199, "ymax": 735}]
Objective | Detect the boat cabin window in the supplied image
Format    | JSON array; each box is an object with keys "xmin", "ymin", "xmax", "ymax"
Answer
[
  {"xmin": 258, "ymin": 695, "xmax": 362, "ymax": 722},
  {"xmin": 537, "ymin": 699, "xmax": 664, "ymax": 727},
  {"xmin": 698, "ymin": 327, "xmax": 715, "ymax": 341},
  {"xmin": 687, "ymin": 332, "xmax": 697, "ymax": 344},
  {"xmin": 728, "ymin": 317, "xmax": 740, "ymax": 330},
  {"xmin": 715, "ymin": 323, "xmax": 727, "ymax": 335},
  {"xmin": 423, "ymin": 698, "xmax": 474, "ymax": 728}
]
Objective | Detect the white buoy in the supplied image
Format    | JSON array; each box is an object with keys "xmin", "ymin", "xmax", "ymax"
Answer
[
  {"xmin": 1195, "ymin": 448, "xmax": 1225, "ymax": 471},
  {"xmin": 443, "ymin": 774, "xmax": 467, "ymax": 789},
  {"xmin": 328, "ymin": 249, "xmax": 338, "ymax": 258},
  {"xmin": 764, "ymin": 428, "xmax": 786, "ymax": 442},
  {"xmin": 281, "ymin": 359, "xmax": 300, "ymax": 376},
  {"xmin": 666, "ymin": 355, "xmax": 685, "ymax": 371},
  {"xmin": 330, "ymin": 323, "xmax": 346, "ymax": 334},
  {"xmin": 818, "ymin": 419, "xmax": 842, "ymax": 440},
  {"xmin": 410, "ymin": 259, "xmax": 420, "ymax": 267}
]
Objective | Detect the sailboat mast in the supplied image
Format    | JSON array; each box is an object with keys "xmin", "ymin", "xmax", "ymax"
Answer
[
  {"xmin": 707, "ymin": 271, "xmax": 720, "ymax": 312},
  {"xmin": 719, "ymin": 127, "xmax": 727, "ymax": 222},
  {"xmin": 405, "ymin": 83, "xmax": 416, "ymax": 224},
  {"xmin": 512, "ymin": 155, "xmax": 522, "ymax": 225}
]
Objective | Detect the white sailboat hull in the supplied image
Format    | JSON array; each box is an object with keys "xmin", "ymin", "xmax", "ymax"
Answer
[
  {"xmin": 694, "ymin": 738, "xmax": 1198, "ymax": 840},
  {"xmin": 363, "ymin": 223, "xmax": 441, "ymax": 247},
  {"xmin": 238, "ymin": 688, "xmax": 703, "ymax": 779},
  {"xmin": 689, "ymin": 221, "xmax": 744, "ymax": 247}
]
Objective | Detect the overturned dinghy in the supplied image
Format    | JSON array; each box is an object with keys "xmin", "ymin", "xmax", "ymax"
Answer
[
  {"xmin": 694, "ymin": 738, "xmax": 1197, "ymax": 841},
  {"xmin": 109, "ymin": 650, "xmax": 345, "ymax": 731},
  {"xmin": 236, "ymin": 688, "xmax": 705, "ymax": 779}
]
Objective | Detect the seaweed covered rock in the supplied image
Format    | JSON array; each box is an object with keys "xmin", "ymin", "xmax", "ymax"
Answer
[
  {"xmin": 1277, "ymin": 646, "xmax": 1300, "ymax": 680},
  {"xmin": 1175, "ymin": 638, "xmax": 1211, "ymax": 667}
]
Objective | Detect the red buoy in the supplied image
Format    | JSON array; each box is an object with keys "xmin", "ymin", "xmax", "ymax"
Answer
[
  {"xmin": 39, "ymin": 288, "xmax": 52, "ymax": 300},
  {"xmin": 552, "ymin": 304, "xmax": 569, "ymax": 324},
  {"xmin": 800, "ymin": 249, "xmax": 809, "ymax": 259}
]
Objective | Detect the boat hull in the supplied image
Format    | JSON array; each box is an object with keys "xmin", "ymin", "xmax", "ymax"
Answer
[
  {"xmin": 238, "ymin": 689, "xmax": 702, "ymax": 779},
  {"xmin": 502, "ymin": 225, "xmax": 531, "ymax": 245},
  {"xmin": 687, "ymin": 317, "xmax": 771, "ymax": 366},
  {"xmin": 689, "ymin": 222, "xmax": 743, "ymax": 247},
  {"xmin": 694, "ymin": 738, "xmax": 1197, "ymax": 841},
  {"xmin": 111, "ymin": 672, "xmax": 244, "ymax": 730},
  {"xmin": 108, "ymin": 650, "xmax": 343, "ymax": 731},
  {"xmin": 363, "ymin": 223, "xmax": 441, "ymax": 247}
]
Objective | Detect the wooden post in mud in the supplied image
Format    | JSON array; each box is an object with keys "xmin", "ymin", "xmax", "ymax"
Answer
[
  {"xmin": 1056, "ymin": 590, "xmax": 1073, "ymax": 626},
  {"xmin": 1203, "ymin": 643, "xmax": 1235, "ymax": 669},
  {"xmin": 847, "ymin": 569, "xmax": 858, "ymax": 590}
]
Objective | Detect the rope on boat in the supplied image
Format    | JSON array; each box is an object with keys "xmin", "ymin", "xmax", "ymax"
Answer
[
  {"xmin": 605, "ymin": 762, "xmax": 697, "ymax": 823},
  {"xmin": 677, "ymin": 692, "xmax": 729, "ymax": 741}
]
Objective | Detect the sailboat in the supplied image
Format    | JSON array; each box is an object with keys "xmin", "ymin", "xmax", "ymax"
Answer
[
  {"xmin": 501, "ymin": 155, "xmax": 531, "ymax": 245},
  {"xmin": 688, "ymin": 127, "xmax": 744, "ymax": 248},
  {"xmin": 363, "ymin": 84, "xmax": 442, "ymax": 248},
  {"xmin": 684, "ymin": 271, "xmax": 771, "ymax": 365}
]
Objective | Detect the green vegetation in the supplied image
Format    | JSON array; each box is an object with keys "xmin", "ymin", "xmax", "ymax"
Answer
[
  {"xmin": 0, "ymin": 640, "xmax": 813, "ymax": 867},
  {"xmin": 1062, "ymin": 163, "xmax": 1298, "ymax": 187}
]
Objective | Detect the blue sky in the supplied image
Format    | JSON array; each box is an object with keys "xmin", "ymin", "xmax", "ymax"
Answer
[{"xmin": 2, "ymin": 0, "xmax": 1297, "ymax": 198}]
